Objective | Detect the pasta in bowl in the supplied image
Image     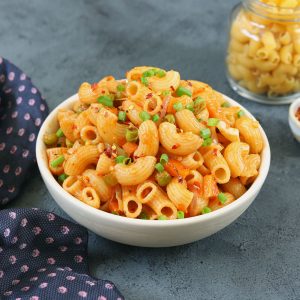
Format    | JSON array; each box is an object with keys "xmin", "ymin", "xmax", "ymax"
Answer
[{"xmin": 36, "ymin": 66, "xmax": 270, "ymax": 247}]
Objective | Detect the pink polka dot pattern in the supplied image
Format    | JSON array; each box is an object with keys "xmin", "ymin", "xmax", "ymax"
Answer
[
  {"xmin": 0, "ymin": 208, "xmax": 123, "ymax": 299},
  {"xmin": 0, "ymin": 57, "xmax": 48, "ymax": 205}
]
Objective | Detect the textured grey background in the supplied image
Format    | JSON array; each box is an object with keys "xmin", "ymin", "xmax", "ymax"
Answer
[{"xmin": 1, "ymin": 0, "xmax": 300, "ymax": 299}]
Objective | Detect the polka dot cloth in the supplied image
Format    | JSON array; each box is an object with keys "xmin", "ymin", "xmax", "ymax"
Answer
[
  {"xmin": 0, "ymin": 208, "xmax": 124, "ymax": 299},
  {"xmin": 0, "ymin": 57, "xmax": 49, "ymax": 206}
]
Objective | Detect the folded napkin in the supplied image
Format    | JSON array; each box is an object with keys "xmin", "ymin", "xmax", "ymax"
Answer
[
  {"xmin": 0, "ymin": 208, "xmax": 124, "ymax": 299},
  {"xmin": 0, "ymin": 57, "xmax": 49, "ymax": 206},
  {"xmin": 0, "ymin": 58, "xmax": 124, "ymax": 299}
]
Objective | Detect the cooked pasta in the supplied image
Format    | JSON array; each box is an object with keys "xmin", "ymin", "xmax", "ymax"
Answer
[{"xmin": 44, "ymin": 66, "xmax": 264, "ymax": 220}]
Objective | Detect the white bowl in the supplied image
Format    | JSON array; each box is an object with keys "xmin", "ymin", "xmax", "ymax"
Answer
[
  {"xmin": 289, "ymin": 98, "xmax": 300, "ymax": 143},
  {"xmin": 36, "ymin": 93, "xmax": 271, "ymax": 247}
]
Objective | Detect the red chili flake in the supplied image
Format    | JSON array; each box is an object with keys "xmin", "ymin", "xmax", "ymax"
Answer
[
  {"xmin": 71, "ymin": 124, "xmax": 77, "ymax": 130},
  {"xmin": 170, "ymin": 85, "xmax": 175, "ymax": 92},
  {"xmin": 212, "ymin": 149, "xmax": 218, "ymax": 156},
  {"xmin": 146, "ymin": 93, "xmax": 153, "ymax": 99},
  {"xmin": 178, "ymin": 176, "xmax": 183, "ymax": 183},
  {"xmin": 172, "ymin": 143, "xmax": 180, "ymax": 149},
  {"xmin": 91, "ymin": 83, "xmax": 98, "ymax": 91},
  {"xmin": 187, "ymin": 81, "xmax": 192, "ymax": 87},
  {"xmin": 101, "ymin": 90, "xmax": 105, "ymax": 94},
  {"xmin": 133, "ymin": 155, "xmax": 139, "ymax": 160},
  {"xmin": 105, "ymin": 146, "xmax": 112, "ymax": 158}
]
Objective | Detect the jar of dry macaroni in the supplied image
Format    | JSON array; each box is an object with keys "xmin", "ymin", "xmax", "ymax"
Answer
[{"xmin": 227, "ymin": 0, "xmax": 300, "ymax": 104}]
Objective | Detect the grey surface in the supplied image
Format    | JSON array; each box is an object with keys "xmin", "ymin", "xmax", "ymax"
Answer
[{"xmin": 1, "ymin": 0, "xmax": 300, "ymax": 299}]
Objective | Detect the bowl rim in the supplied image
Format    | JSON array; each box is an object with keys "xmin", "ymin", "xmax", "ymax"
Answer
[
  {"xmin": 36, "ymin": 93, "xmax": 271, "ymax": 227},
  {"xmin": 289, "ymin": 98, "xmax": 300, "ymax": 128}
]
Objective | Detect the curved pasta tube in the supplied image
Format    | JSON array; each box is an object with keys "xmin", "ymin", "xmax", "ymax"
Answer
[
  {"xmin": 216, "ymin": 120, "xmax": 240, "ymax": 142},
  {"xmin": 134, "ymin": 120, "xmax": 159, "ymax": 157},
  {"xmin": 78, "ymin": 82, "xmax": 99, "ymax": 104},
  {"xmin": 81, "ymin": 187, "xmax": 101, "ymax": 209},
  {"xmin": 126, "ymin": 66, "xmax": 156, "ymax": 81},
  {"xmin": 166, "ymin": 178, "xmax": 194, "ymax": 212},
  {"xmin": 143, "ymin": 94, "xmax": 162, "ymax": 116},
  {"xmin": 148, "ymin": 70, "xmax": 180, "ymax": 92},
  {"xmin": 121, "ymin": 100, "xmax": 143, "ymax": 126},
  {"xmin": 235, "ymin": 116, "xmax": 263, "ymax": 154},
  {"xmin": 86, "ymin": 103, "xmax": 103, "ymax": 125},
  {"xmin": 175, "ymin": 109, "xmax": 205, "ymax": 134},
  {"xmin": 47, "ymin": 147, "xmax": 68, "ymax": 176},
  {"xmin": 223, "ymin": 142, "xmax": 250, "ymax": 178},
  {"xmin": 188, "ymin": 183, "xmax": 208, "ymax": 217},
  {"xmin": 181, "ymin": 151, "xmax": 204, "ymax": 169},
  {"xmin": 136, "ymin": 181, "xmax": 158, "ymax": 204},
  {"xmin": 122, "ymin": 186, "xmax": 142, "ymax": 218},
  {"xmin": 82, "ymin": 169, "xmax": 112, "ymax": 202},
  {"xmin": 209, "ymin": 192, "xmax": 235, "ymax": 211},
  {"xmin": 126, "ymin": 80, "xmax": 151, "ymax": 105},
  {"xmin": 158, "ymin": 122, "xmax": 202, "ymax": 156},
  {"xmin": 62, "ymin": 176, "xmax": 85, "ymax": 199},
  {"xmin": 114, "ymin": 156, "xmax": 156, "ymax": 186},
  {"xmin": 80, "ymin": 125, "xmax": 102, "ymax": 145},
  {"xmin": 240, "ymin": 154, "xmax": 261, "ymax": 177},
  {"xmin": 203, "ymin": 174, "xmax": 219, "ymax": 199},
  {"xmin": 96, "ymin": 108, "xmax": 128, "ymax": 145},
  {"xmin": 64, "ymin": 145, "xmax": 99, "ymax": 176},
  {"xmin": 221, "ymin": 178, "xmax": 246, "ymax": 199},
  {"xmin": 59, "ymin": 114, "xmax": 78, "ymax": 142},
  {"xmin": 96, "ymin": 153, "xmax": 115, "ymax": 175},
  {"xmin": 185, "ymin": 170, "xmax": 203, "ymax": 186}
]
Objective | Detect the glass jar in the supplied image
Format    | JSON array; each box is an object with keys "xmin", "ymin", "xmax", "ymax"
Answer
[{"xmin": 226, "ymin": 0, "xmax": 300, "ymax": 104}]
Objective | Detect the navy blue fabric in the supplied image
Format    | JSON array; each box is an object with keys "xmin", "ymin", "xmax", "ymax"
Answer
[
  {"xmin": 0, "ymin": 57, "xmax": 49, "ymax": 206},
  {"xmin": 0, "ymin": 208, "xmax": 124, "ymax": 300}
]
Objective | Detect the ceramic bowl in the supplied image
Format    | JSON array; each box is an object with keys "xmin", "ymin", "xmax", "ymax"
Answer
[{"xmin": 36, "ymin": 94, "xmax": 271, "ymax": 247}]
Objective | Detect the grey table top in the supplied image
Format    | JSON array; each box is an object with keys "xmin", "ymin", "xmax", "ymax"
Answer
[{"xmin": 1, "ymin": 0, "xmax": 300, "ymax": 299}]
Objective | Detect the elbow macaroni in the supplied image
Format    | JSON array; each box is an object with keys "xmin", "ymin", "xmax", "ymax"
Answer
[{"xmin": 45, "ymin": 66, "xmax": 263, "ymax": 219}]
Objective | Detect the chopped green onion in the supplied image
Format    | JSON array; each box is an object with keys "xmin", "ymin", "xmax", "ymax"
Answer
[
  {"xmin": 143, "ymin": 69, "xmax": 156, "ymax": 77},
  {"xmin": 98, "ymin": 95, "xmax": 113, "ymax": 107},
  {"xmin": 176, "ymin": 86, "xmax": 192, "ymax": 97},
  {"xmin": 173, "ymin": 102, "xmax": 183, "ymax": 112},
  {"xmin": 161, "ymin": 90, "xmax": 170, "ymax": 96},
  {"xmin": 103, "ymin": 173, "xmax": 118, "ymax": 186},
  {"xmin": 139, "ymin": 212, "xmax": 149, "ymax": 220},
  {"xmin": 139, "ymin": 111, "xmax": 151, "ymax": 121},
  {"xmin": 56, "ymin": 128, "xmax": 64, "ymax": 138},
  {"xmin": 160, "ymin": 154, "xmax": 169, "ymax": 165},
  {"xmin": 118, "ymin": 111, "xmax": 127, "ymax": 122},
  {"xmin": 194, "ymin": 97, "xmax": 206, "ymax": 113},
  {"xmin": 123, "ymin": 157, "xmax": 132, "ymax": 165},
  {"xmin": 155, "ymin": 163, "xmax": 164, "ymax": 173},
  {"xmin": 117, "ymin": 84, "xmax": 125, "ymax": 92},
  {"xmin": 185, "ymin": 103, "xmax": 194, "ymax": 112},
  {"xmin": 202, "ymin": 137, "xmax": 213, "ymax": 147},
  {"xmin": 194, "ymin": 97, "xmax": 205, "ymax": 105},
  {"xmin": 164, "ymin": 114, "xmax": 176, "ymax": 124},
  {"xmin": 152, "ymin": 114, "xmax": 160, "ymax": 122},
  {"xmin": 202, "ymin": 207, "xmax": 212, "ymax": 214},
  {"xmin": 237, "ymin": 110, "xmax": 245, "ymax": 118},
  {"xmin": 155, "ymin": 69, "xmax": 166, "ymax": 77},
  {"xmin": 58, "ymin": 173, "xmax": 68, "ymax": 183},
  {"xmin": 66, "ymin": 139, "xmax": 73, "ymax": 148},
  {"xmin": 158, "ymin": 215, "xmax": 168, "ymax": 220},
  {"xmin": 50, "ymin": 155, "xmax": 65, "ymax": 168},
  {"xmin": 141, "ymin": 76, "xmax": 149, "ymax": 86},
  {"xmin": 200, "ymin": 128, "xmax": 211, "ymax": 139},
  {"xmin": 177, "ymin": 211, "xmax": 185, "ymax": 219},
  {"xmin": 43, "ymin": 133, "xmax": 58, "ymax": 146},
  {"xmin": 207, "ymin": 118, "xmax": 219, "ymax": 126},
  {"xmin": 115, "ymin": 155, "xmax": 127, "ymax": 164},
  {"xmin": 155, "ymin": 171, "xmax": 172, "ymax": 187},
  {"xmin": 218, "ymin": 193, "xmax": 227, "ymax": 204},
  {"xmin": 221, "ymin": 102, "xmax": 230, "ymax": 108},
  {"xmin": 125, "ymin": 128, "xmax": 138, "ymax": 142}
]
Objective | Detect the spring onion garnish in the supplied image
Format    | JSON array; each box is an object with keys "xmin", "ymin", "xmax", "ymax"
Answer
[
  {"xmin": 139, "ymin": 212, "xmax": 149, "ymax": 220},
  {"xmin": 152, "ymin": 114, "xmax": 160, "ymax": 122},
  {"xmin": 164, "ymin": 114, "xmax": 176, "ymax": 124},
  {"xmin": 115, "ymin": 155, "xmax": 127, "ymax": 164},
  {"xmin": 125, "ymin": 128, "xmax": 138, "ymax": 142},
  {"xmin": 117, "ymin": 84, "xmax": 125, "ymax": 92},
  {"xmin": 155, "ymin": 163, "xmax": 164, "ymax": 173},
  {"xmin": 194, "ymin": 97, "xmax": 205, "ymax": 105},
  {"xmin": 50, "ymin": 155, "xmax": 65, "ymax": 168},
  {"xmin": 155, "ymin": 69, "xmax": 166, "ymax": 77},
  {"xmin": 194, "ymin": 97, "xmax": 206, "ymax": 113},
  {"xmin": 139, "ymin": 111, "xmax": 151, "ymax": 121},
  {"xmin": 118, "ymin": 111, "xmax": 126, "ymax": 122},
  {"xmin": 160, "ymin": 153, "xmax": 169, "ymax": 165},
  {"xmin": 58, "ymin": 173, "xmax": 68, "ymax": 183},
  {"xmin": 173, "ymin": 102, "xmax": 183, "ymax": 112},
  {"xmin": 202, "ymin": 137, "xmax": 213, "ymax": 147},
  {"xmin": 155, "ymin": 171, "xmax": 172, "ymax": 187},
  {"xmin": 97, "ymin": 95, "xmax": 113, "ymax": 107},
  {"xmin": 221, "ymin": 102, "xmax": 230, "ymax": 108},
  {"xmin": 237, "ymin": 110, "xmax": 245, "ymax": 118},
  {"xmin": 218, "ymin": 193, "xmax": 227, "ymax": 204},
  {"xmin": 200, "ymin": 128, "xmax": 211, "ymax": 139},
  {"xmin": 177, "ymin": 211, "xmax": 185, "ymax": 219},
  {"xmin": 158, "ymin": 215, "xmax": 168, "ymax": 220},
  {"xmin": 185, "ymin": 103, "xmax": 194, "ymax": 112},
  {"xmin": 43, "ymin": 133, "xmax": 58, "ymax": 145},
  {"xmin": 141, "ymin": 76, "xmax": 149, "ymax": 86},
  {"xmin": 202, "ymin": 207, "xmax": 212, "ymax": 214},
  {"xmin": 176, "ymin": 86, "xmax": 192, "ymax": 97},
  {"xmin": 56, "ymin": 128, "xmax": 64, "ymax": 138},
  {"xmin": 207, "ymin": 118, "xmax": 219, "ymax": 126}
]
